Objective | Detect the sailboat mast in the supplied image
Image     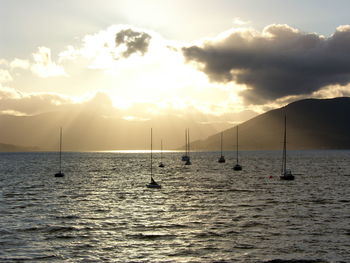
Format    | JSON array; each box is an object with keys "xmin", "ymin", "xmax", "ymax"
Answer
[
  {"xmin": 59, "ymin": 127, "xmax": 62, "ymax": 173},
  {"xmin": 188, "ymin": 129, "xmax": 190, "ymax": 157},
  {"xmin": 236, "ymin": 126, "xmax": 239, "ymax": 164},
  {"xmin": 282, "ymin": 115, "xmax": 287, "ymax": 174},
  {"xmin": 160, "ymin": 139, "xmax": 163, "ymax": 162},
  {"xmin": 185, "ymin": 129, "xmax": 188, "ymax": 156},
  {"xmin": 151, "ymin": 128, "xmax": 153, "ymax": 178},
  {"xmin": 221, "ymin": 132, "xmax": 223, "ymax": 156}
]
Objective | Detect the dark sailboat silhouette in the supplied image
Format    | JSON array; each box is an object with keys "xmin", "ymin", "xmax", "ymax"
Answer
[
  {"xmin": 184, "ymin": 129, "xmax": 192, "ymax": 165},
  {"xmin": 147, "ymin": 128, "xmax": 161, "ymax": 188},
  {"xmin": 218, "ymin": 132, "xmax": 225, "ymax": 163},
  {"xmin": 280, "ymin": 115, "xmax": 295, "ymax": 180},
  {"xmin": 233, "ymin": 125, "xmax": 242, "ymax": 171},
  {"xmin": 181, "ymin": 129, "xmax": 190, "ymax": 162},
  {"xmin": 159, "ymin": 139, "xmax": 165, "ymax": 168},
  {"xmin": 54, "ymin": 127, "xmax": 65, "ymax": 177}
]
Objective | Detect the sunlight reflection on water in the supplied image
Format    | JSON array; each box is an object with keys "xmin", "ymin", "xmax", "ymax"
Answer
[{"xmin": 0, "ymin": 151, "xmax": 349, "ymax": 262}]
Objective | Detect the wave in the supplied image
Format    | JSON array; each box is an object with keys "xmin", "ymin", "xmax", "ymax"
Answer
[
  {"xmin": 0, "ymin": 255, "xmax": 59, "ymax": 261},
  {"xmin": 262, "ymin": 259, "xmax": 329, "ymax": 263},
  {"xmin": 194, "ymin": 231, "xmax": 224, "ymax": 238},
  {"xmin": 126, "ymin": 233, "xmax": 177, "ymax": 241},
  {"xmin": 55, "ymin": 215, "xmax": 81, "ymax": 220}
]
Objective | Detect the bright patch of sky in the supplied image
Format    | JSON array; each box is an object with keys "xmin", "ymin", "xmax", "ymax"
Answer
[{"xmin": 1, "ymin": 0, "xmax": 350, "ymax": 123}]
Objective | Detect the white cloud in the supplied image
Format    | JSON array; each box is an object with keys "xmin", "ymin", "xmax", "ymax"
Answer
[
  {"xmin": 10, "ymin": 58, "xmax": 30, "ymax": 70},
  {"xmin": 0, "ymin": 69, "xmax": 13, "ymax": 83},
  {"xmin": 0, "ymin": 84, "xmax": 21, "ymax": 99},
  {"xmin": 42, "ymin": 25, "xmax": 256, "ymax": 120},
  {"xmin": 31, "ymin": 47, "xmax": 67, "ymax": 78},
  {"xmin": 312, "ymin": 83, "xmax": 350, "ymax": 99},
  {"xmin": 0, "ymin": 110, "xmax": 28, "ymax": 116},
  {"xmin": 232, "ymin": 17, "xmax": 250, "ymax": 26},
  {"xmin": 10, "ymin": 23, "xmax": 350, "ymax": 125},
  {"xmin": 336, "ymin": 25, "xmax": 350, "ymax": 32},
  {"xmin": 0, "ymin": 59, "xmax": 8, "ymax": 66},
  {"xmin": 0, "ymin": 86, "xmax": 73, "ymax": 115}
]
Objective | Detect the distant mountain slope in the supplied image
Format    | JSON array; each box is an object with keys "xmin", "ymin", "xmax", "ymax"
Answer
[
  {"xmin": 0, "ymin": 142, "xmax": 41, "ymax": 152},
  {"xmin": 2, "ymin": 97, "xmax": 350, "ymax": 151},
  {"xmin": 191, "ymin": 97, "xmax": 350, "ymax": 150},
  {"xmin": 0, "ymin": 111, "xmax": 227, "ymax": 151}
]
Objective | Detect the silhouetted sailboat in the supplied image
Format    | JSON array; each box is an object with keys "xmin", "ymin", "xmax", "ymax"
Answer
[
  {"xmin": 233, "ymin": 125, "xmax": 242, "ymax": 171},
  {"xmin": 147, "ymin": 128, "xmax": 161, "ymax": 188},
  {"xmin": 181, "ymin": 129, "xmax": 189, "ymax": 162},
  {"xmin": 218, "ymin": 132, "xmax": 225, "ymax": 163},
  {"xmin": 280, "ymin": 115, "xmax": 294, "ymax": 180},
  {"xmin": 54, "ymin": 127, "xmax": 65, "ymax": 177},
  {"xmin": 185, "ymin": 129, "xmax": 192, "ymax": 165},
  {"xmin": 159, "ymin": 139, "xmax": 165, "ymax": 168}
]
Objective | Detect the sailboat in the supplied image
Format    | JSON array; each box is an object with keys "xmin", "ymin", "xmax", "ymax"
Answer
[
  {"xmin": 54, "ymin": 127, "xmax": 65, "ymax": 177},
  {"xmin": 280, "ymin": 115, "xmax": 295, "ymax": 180},
  {"xmin": 185, "ymin": 129, "xmax": 192, "ymax": 165},
  {"xmin": 147, "ymin": 128, "xmax": 161, "ymax": 188},
  {"xmin": 218, "ymin": 132, "xmax": 226, "ymax": 163},
  {"xmin": 159, "ymin": 139, "xmax": 165, "ymax": 168},
  {"xmin": 233, "ymin": 125, "xmax": 242, "ymax": 171},
  {"xmin": 181, "ymin": 129, "xmax": 189, "ymax": 162}
]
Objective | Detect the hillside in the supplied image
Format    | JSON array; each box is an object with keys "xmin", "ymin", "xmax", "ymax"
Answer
[
  {"xmin": 0, "ymin": 142, "xmax": 42, "ymax": 152},
  {"xmin": 2, "ymin": 97, "xmax": 350, "ymax": 151},
  {"xmin": 191, "ymin": 97, "xmax": 350, "ymax": 150},
  {"xmin": 0, "ymin": 111, "xmax": 228, "ymax": 151}
]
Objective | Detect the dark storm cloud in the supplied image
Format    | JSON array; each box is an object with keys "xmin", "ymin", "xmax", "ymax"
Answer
[
  {"xmin": 182, "ymin": 24, "xmax": 350, "ymax": 104},
  {"xmin": 115, "ymin": 29, "xmax": 151, "ymax": 58}
]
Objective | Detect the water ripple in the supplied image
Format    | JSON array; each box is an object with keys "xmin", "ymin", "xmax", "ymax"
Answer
[{"xmin": 0, "ymin": 151, "xmax": 349, "ymax": 262}]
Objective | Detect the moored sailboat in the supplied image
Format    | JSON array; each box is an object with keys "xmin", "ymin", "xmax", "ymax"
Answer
[
  {"xmin": 280, "ymin": 115, "xmax": 295, "ymax": 180},
  {"xmin": 233, "ymin": 125, "xmax": 242, "ymax": 171},
  {"xmin": 147, "ymin": 128, "xmax": 161, "ymax": 188},
  {"xmin": 159, "ymin": 139, "xmax": 165, "ymax": 168},
  {"xmin": 181, "ymin": 129, "xmax": 189, "ymax": 162},
  {"xmin": 54, "ymin": 127, "xmax": 65, "ymax": 177},
  {"xmin": 184, "ymin": 129, "xmax": 192, "ymax": 165},
  {"xmin": 218, "ymin": 132, "xmax": 225, "ymax": 163}
]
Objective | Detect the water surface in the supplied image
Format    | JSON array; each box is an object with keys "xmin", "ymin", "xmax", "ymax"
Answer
[{"xmin": 0, "ymin": 151, "xmax": 349, "ymax": 262}]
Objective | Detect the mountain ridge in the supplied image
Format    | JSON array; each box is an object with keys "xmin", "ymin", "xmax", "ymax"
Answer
[
  {"xmin": 0, "ymin": 142, "xmax": 42, "ymax": 152},
  {"xmin": 1, "ymin": 97, "xmax": 350, "ymax": 151},
  {"xmin": 0, "ymin": 110, "xmax": 227, "ymax": 151},
  {"xmin": 190, "ymin": 97, "xmax": 350, "ymax": 150}
]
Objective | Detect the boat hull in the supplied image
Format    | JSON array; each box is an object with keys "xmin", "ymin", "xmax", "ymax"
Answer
[
  {"xmin": 233, "ymin": 164, "xmax": 242, "ymax": 171},
  {"xmin": 146, "ymin": 183, "xmax": 161, "ymax": 189},
  {"xmin": 280, "ymin": 169, "xmax": 294, "ymax": 180},
  {"xmin": 280, "ymin": 175, "xmax": 295, "ymax": 180},
  {"xmin": 181, "ymin": 155, "xmax": 189, "ymax": 162},
  {"xmin": 218, "ymin": 156, "xmax": 225, "ymax": 163},
  {"xmin": 185, "ymin": 160, "xmax": 192, "ymax": 165},
  {"xmin": 55, "ymin": 172, "xmax": 65, "ymax": 177}
]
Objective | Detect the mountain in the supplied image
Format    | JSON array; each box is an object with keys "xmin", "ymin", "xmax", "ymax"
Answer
[
  {"xmin": 2, "ymin": 97, "xmax": 349, "ymax": 151},
  {"xmin": 191, "ymin": 97, "xmax": 350, "ymax": 150},
  {"xmin": 0, "ymin": 111, "xmax": 229, "ymax": 151},
  {"xmin": 0, "ymin": 142, "xmax": 41, "ymax": 152}
]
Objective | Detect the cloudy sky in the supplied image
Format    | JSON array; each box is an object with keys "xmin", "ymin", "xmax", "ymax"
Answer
[{"xmin": 1, "ymin": 0, "xmax": 350, "ymax": 125}]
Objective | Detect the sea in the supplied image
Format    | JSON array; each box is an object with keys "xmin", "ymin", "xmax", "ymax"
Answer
[{"xmin": 0, "ymin": 150, "xmax": 349, "ymax": 263}]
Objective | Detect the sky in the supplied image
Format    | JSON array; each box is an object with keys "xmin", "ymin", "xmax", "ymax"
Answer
[{"xmin": 1, "ymin": 0, "xmax": 350, "ymax": 136}]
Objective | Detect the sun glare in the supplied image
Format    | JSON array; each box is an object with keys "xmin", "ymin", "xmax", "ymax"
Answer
[{"xmin": 98, "ymin": 150, "xmax": 180, "ymax": 153}]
